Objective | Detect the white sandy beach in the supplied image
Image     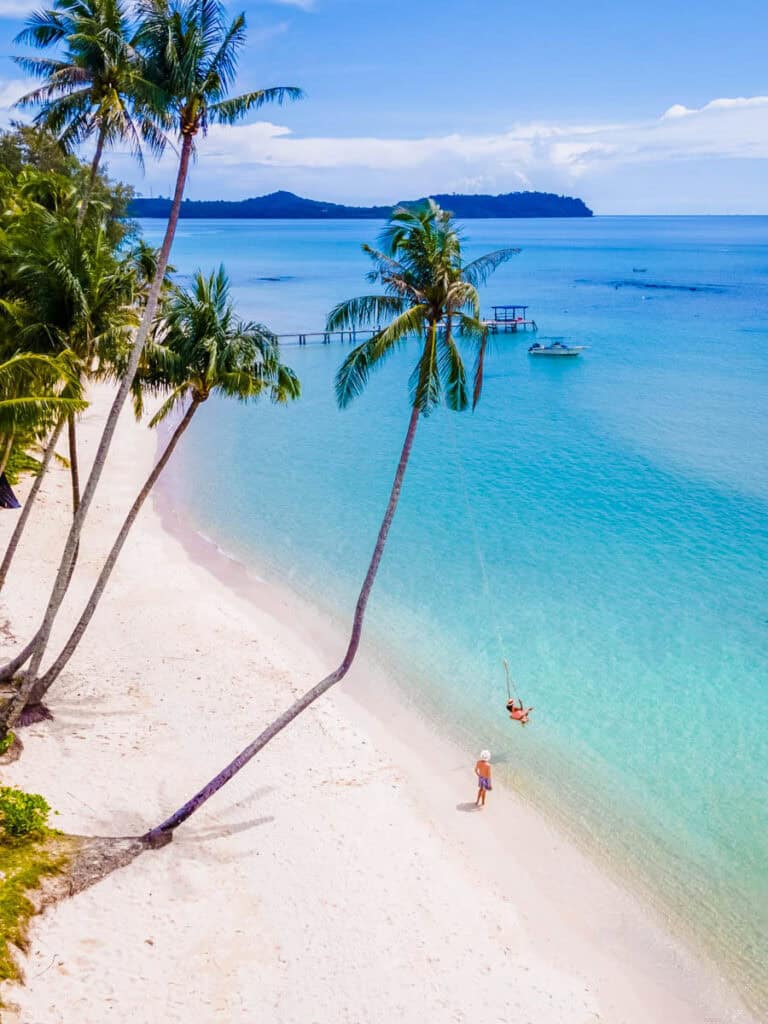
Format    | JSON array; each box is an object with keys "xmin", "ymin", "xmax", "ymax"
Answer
[{"xmin": 0, "ymin": 386, "xmax": 754, "ymax": 1024}]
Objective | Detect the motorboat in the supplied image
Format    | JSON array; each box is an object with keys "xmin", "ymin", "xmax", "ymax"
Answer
[{"xmin": 528, "ymin": 341, "xmax": 585, "ymax": 357}]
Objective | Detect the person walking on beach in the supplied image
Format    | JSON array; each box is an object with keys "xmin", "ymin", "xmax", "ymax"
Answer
[{"xmin": 475, "ymin": 750, "xmax": 492, "ymax": 807}]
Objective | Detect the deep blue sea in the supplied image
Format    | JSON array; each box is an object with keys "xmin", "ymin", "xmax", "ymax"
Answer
[{"xmin": 141, "ymin": 216, "xmax": 768, "ymax": 1008}]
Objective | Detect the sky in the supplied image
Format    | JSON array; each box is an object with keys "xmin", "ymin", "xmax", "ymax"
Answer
[{"xmin": 0, "ymin": 0, "xmax": 766, "ymax": 213}]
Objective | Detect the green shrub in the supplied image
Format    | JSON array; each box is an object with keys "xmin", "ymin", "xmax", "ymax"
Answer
[
  {"xmin": 0, "ymin": 731, "xmax": 14, "ymax": 757},
  {"xmin": 0, "ymin": 787, "xmax": 50, "ymax": 838},
  {"xmin": 0, "ymin": 835, "xmax": 66, "ymax": 984}
]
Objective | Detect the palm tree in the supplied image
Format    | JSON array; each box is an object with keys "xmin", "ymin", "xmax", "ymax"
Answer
[
  {"xmin": 0, "ymin": 351, "xmax": 85, "ymax": 508},
  {"xmin": 0, "ymin": 210, "xmax": 139, "ymax": 593},
  {"xmin": 141, "ymin": 201, "xmax": 518, "ymax": 845},
  {"xmin": 7, "ymin": 268, "xmax": 299, "ymax": 724},
  {"xmin": 4, "ymin": 0, "xmax": 301, "ymax": 695},
  {"xmin": 14, "ymin": 0, "xmax": 166, "ymax": 222},
  {"xmin": 0, "ymin": 351, "xmax": 84, "ymax": 446}
]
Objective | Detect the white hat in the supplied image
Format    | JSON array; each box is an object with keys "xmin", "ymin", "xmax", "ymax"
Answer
[{"xmin": 480, "ymin": 750, "xmax": 491, "ymax": 761}]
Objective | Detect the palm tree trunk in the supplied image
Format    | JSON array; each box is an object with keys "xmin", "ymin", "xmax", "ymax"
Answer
[
  {"xmin": 0, "ymin": 417, "xmax": 66, "ymax": 592},
  {"xmin": 25, "ymin": 399, "xmax": 200, "ymax": 712},
  {"xmin": 76, "ymin": 125, "xmax": 107, "ymax": 229},
  {"xmin": 63, "ymin": 414, "xmax": 83, "ymax": 597},
  {"xmin": 0, "ymin": 132, "xmax": 195, "ymax": 722},
  {"xmin": 144, "ymin": 402, "xmax": 420, "ymax": 846},
  {"xmin": 67, "ymin": 415, "xmax": 80, "ymax": 514}
]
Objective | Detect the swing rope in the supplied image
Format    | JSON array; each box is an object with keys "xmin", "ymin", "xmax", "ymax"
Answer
[{"xmin": 447, "ymin": 411, "xmax": 520, "ymax": 703}]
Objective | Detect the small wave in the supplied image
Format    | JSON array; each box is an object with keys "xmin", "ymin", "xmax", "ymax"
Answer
[{"xmin": 195, "ymin": 529, "xmax": 266, "ymax": 582}]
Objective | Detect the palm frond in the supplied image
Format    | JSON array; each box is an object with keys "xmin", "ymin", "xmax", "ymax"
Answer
[
  {"xmin": 271, "ymin": 364, "xmax": 301, "ymax": 404},
  {"xmin": 461, "ymin": 247, "xmax": 521, "ymax": 287},
  {"xmin": 148, "ymin": 383, "xmax": 191, "ymax": 427},
  {"xmin": 438, "ymin": 328, "xmax": 468, "ymax": 412},
  {"xmin": 327, "ymin": 294, "xmax": 406, "ymax": 332},
  {"xmin": 334, "ymin": 338, "xmax": 375, "ymax": 409},
  {"xmin": 210, "ymin": 86, "xmax": 303, "ymax": 125},
  {"xmin": 456, "ymin": 315, "xmax": 493, "ymax": 411},
  {"xmin": 408, "ymin": 323, "xmax": 441, "ymax": 415},
  {"xmin": 335, "ymin": 305, "xmax": 426, "ymax": 409},
  {"xmin": 14, "ymin": 9, "xmax": 67, "ymax": 48}
]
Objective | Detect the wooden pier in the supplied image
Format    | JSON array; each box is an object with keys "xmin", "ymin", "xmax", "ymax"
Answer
[
  {"xmin": 277, "ymin": 328, "xmax": 381, "ymax": 346},
  {"xmin": 485, "ymin": 305, "xmax": 537, "ymax": 332},
  {"xmin": 277, "ymin": 305, "xmax": 536, "ymax": 346}
]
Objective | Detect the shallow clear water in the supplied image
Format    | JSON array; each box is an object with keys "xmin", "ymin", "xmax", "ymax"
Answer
[{"xmin": 142, "ymin": 217, "xmax": 768, "ymax": 1008}]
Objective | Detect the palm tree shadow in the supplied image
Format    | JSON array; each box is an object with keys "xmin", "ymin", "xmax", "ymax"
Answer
[
  {"xmin": 181, "ymin": 815, "xmax": 275, "ymax": 841},
  {"xmin": 171, "ymin": 784, "xmax": 277, "ymax": 845}
]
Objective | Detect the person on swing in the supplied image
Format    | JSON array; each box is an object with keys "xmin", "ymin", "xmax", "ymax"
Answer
[{"xmin": 506, "ymin": 697, "xmax": 533, "ymax": 725}]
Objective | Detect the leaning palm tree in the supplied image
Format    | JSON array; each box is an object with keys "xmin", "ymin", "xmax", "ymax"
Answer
[
  {"xmin": 3, "ymin": 0, "xmax": 301, "ymax": 695},
  {"xmin": 5, "ymin": 267, "xmax": 299, "ymax": 726},
  {"xmin": 141, "ymin": 201, "xmax": 518, "ymax": 845},
  {"xmin": 14, "ymin": 0, "xmax": 165, "ymax": 221}
]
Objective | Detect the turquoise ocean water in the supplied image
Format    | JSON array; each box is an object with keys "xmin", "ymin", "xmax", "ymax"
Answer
[{"xmin": 142, "ymin": 217, "xmax": 768, "ymax": 1009}]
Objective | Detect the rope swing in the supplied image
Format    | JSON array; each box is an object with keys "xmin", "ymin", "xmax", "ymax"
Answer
[{"xmin": 449, "ymin": 414, "xmax": 533, "ymax": 726}]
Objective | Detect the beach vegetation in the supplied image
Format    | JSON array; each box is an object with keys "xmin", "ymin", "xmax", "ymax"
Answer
[
  {"xmin": 0, "ymin": 787, "xmax": 50, "ymax": 839},
  {"xmin": 0, "ymin": 121, "xmax": 137, "ymax": 663},
  {"xmin": 31, "ymin": 266, "xmax": 299, "ymax": 704},
  {"xmin": 0, "ymin": 0, "xmax": 302, "ymax": 724},
  {"xmin": 0, "ymin": 352, "xmax": 86, "ymax": 518},
  {"xmin": 0, "ymin": 789, "xmax": 66, "ymax": 989},
  {"xmin": 0, "ymin": 169, "xmax": 139, "ymax": 591},
  {"xmin": 143, "ymin": 200, "xmax": 518, "ymax": 843}
]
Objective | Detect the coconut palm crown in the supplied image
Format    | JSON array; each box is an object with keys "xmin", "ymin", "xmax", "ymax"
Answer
[
  {"xmin": 329, "ymin": 199, "xmax": 520, "ymax": 414},
  {"xmin": 135, "ymin": 0, "xmax": 302, "ymax": 145},
  {"xmin": 134, "ymin": 265, "xmax": 300, "ymax": 424},
  {"xmin": 14, "ymin": 0, "xmax": 165, "ymax": 181}
]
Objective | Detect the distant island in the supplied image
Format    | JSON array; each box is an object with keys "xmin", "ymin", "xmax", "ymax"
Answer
[{"xmin": 129, "ymin": 190, "xmax": 593, "ymax": 219}]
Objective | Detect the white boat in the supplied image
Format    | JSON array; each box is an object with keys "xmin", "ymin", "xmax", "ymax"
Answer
[{"xmin": 528, "ymin": 341, "xmax": 585, "ymax": 357}]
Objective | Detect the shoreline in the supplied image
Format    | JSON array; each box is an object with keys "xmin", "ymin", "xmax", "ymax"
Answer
[
  {"xmin": 0, "ymin": 385, "xmax": 755, "ymax": 1023},
  {"xmin": 153, "ymin": 426, "xmax": 756, "ymax": 1023}
]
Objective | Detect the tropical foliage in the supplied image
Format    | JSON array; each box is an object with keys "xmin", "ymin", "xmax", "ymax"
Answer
[
  {"xmin": 0, "ymin": 123, "xmax": 139, "ymax": 585},
  {"xmin": 6, "ymin": 0, "xmax": 302, "ymax": 694},
  {"xmin": 26, "ymin": 268, "xmax": 299, "ymax": 707}
]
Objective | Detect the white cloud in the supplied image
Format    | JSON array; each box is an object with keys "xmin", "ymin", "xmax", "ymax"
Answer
[
  {"xmin": 0, "ymin": 0, "xmax": 37, "ymax": 17},
  {"xmin": 250, "ymin": 20, "xmax": 290, "ymax": 45},
  {"xmin": 32, "ymin": 92, "xmax": 768, "ymax": 213},
  {"xmin": 198, "ymin": 95, "xmax": 768, "ymax": 180},
  {"xmin": 0, "ymin": 78, "xmax": 34, "ymax": 113},
  {"xmin": 662, "ymin": 96, "xmax": 768, "ymax": 119},
  {"xmin": 266, "ymin": 0, "xmax": 314, "ymax": 10}
]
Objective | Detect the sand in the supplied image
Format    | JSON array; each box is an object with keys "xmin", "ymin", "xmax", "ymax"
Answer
[{"xmin": 0, "ymin": 386, "xmax": 754, "ymax": 1023}]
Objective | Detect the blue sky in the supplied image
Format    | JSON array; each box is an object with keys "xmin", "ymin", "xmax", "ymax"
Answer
[{"xmin": 0, "ymin": 0, "xmax": 766, "ymax": 212}]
